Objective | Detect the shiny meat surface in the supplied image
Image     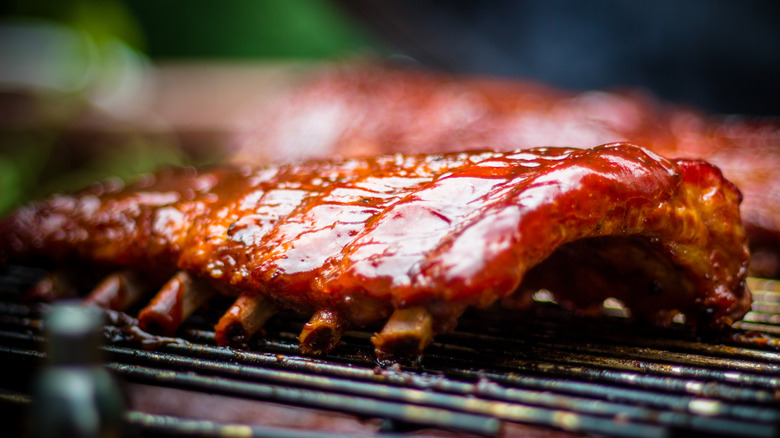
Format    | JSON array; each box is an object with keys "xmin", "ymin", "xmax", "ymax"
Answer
[
  {"xmin": 0, "ymin": 144, "xmax": 751, "ymax": 358},
  {"xmin": 235, "ymin": 65, "xmax": 780, "ymax": 277}
]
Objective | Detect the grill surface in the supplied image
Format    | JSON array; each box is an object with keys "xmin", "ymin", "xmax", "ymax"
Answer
[{"xmin": 0, "ymin": 266, "xmax": 779, "ymax": 437}]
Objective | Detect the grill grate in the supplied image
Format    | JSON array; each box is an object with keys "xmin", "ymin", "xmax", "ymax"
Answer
[{"xmin": 0, "ymin": 267, "xmax": 779, "ymax": 437}]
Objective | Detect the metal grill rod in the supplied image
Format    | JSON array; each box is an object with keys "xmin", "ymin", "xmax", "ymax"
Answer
[
  {"xmin": 3, "ymin": 305, "xmax": 778, "ymax": 408},
  {"xmin": 111, "ymin": 362, "xmax": 501, "ymax": 436},
  {"xmin": 449, "ymin": 321, "xmax": 780, "ymax": 366},
  {"xmin": 103, "ymin": 345, "xmax": 774, "ymax": 437},
  {"xmin": 0, "ymin": 387, "xmax": 411, "ymax": 438},
  {"xmin": 0, "ymin": 340, "xmax": 666, "ymax": 438},
  {"xmin": 1, "ymin": 327, "xmax": 777, "ymax": 438},
  {"xmin": 0, "ymin": 343, "xmax": 499, "ymax": 436},
  {"xmin": 220, "ymin": 329, "xmax": 779, "ymax": 405},
  {"xmin": 160, "ymin": 337, "xmax": 769, "ymax": 420},
  {"xmin": 422, "ymin": 348, "xmax": 779, "ymax": 403},
  {"xmin": 175, "ymin": 324, "xmax": 780, "ymax": 407},
  {"xmin": 143, "ymin": 336, "xmax": 780, "ymax": 421},
  {"xmin": 0, "ymin": 278, "xmax": 778, "ymax": 438},
  {"xmin": 440, "ymin": 338, "xmax": 780, "ymax": 386},
  {"xmin": 124, "ymin": 411, "xmax": 412, "ymax": 438},
  {"xmin": 150, "ymin": 338, "xmax": 780, "ymax": 425}
]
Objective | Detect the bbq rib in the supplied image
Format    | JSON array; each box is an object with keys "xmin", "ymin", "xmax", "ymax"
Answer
[
  {"xmin": 236, "ymin": 65, "xmax": 780, "ymax": 277},
  {"xmin": 0, "ymin": 144, "xmax": 751, "ymax": 359}
]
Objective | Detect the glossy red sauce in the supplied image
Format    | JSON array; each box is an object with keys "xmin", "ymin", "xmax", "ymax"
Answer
[{"xmin": 0, "ymin": 144, "xmax": 750, "ymax": 330}]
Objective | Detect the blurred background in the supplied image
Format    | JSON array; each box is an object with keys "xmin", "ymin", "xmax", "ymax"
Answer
[
  {"xmin": 0, "ymin": 0, "xmax": 381, "ymax": 213},
  {"xmin": 0, "ymin": 0, "xmax": 778, "ymax": 213}
]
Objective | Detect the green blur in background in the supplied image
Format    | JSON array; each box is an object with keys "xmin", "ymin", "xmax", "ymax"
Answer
[
  {"xmin": 126, "ymin": 0, "xmax": 376, "ymax": 59},
  {"xmin": 3, "ymin": 0, "xmax": 376, "ymax": 58},
  {"xmin": 0, "ymin": 0, "xmax": 379, "ymax": 213}
]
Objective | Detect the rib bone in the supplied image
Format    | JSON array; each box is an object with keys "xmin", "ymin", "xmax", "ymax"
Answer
[
  {"xmin": 372, "ymin": 307, "xmax": 435, "ymax": 361},
  {"xmin": 214, "ymin": 293, "xmax": 277, "ymax": 347},
  {"xmin": 299, "ymin": 309, "xmax": 348, "ymax": 355},
  {"xmin": 138, "ymin": 271, "xmax": 214, "ymax": 335},
  {"xmin": 83, "ymin": 271, "xmax": 150, "ymax": 311}
]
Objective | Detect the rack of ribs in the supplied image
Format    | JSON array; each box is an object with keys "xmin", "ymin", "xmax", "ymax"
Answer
[
  {"xmin": 0, "ymin": 143, "xmax": 751, "ymax": 360},
  {"xmin": 234, "ymin": 64, "xmax": 779, "ymax": 277}
]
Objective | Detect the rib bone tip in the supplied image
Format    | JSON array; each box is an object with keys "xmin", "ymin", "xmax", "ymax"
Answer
[
  {"xmin": 299, "ymin": 309, "xmax": 347, "ymax": 355},
  {"xmin": 138, "ymin": 271, "xmax": 214, "ymax": 336},
  {"xmin": 372, "ymin": 306, "xmax": 434, "ymax": 360},
  {"xmin": 84, "ymin": 271, "xmax": 150, "ymax": 311},
  {"xmin": 215, "ymin": 293, "xmax": 277, "ymax": 347}
]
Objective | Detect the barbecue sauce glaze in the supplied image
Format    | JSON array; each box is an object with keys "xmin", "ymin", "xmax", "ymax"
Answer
[{"xmin": 0, "ymin": 144, "xmax": 751, "ymax": 356}]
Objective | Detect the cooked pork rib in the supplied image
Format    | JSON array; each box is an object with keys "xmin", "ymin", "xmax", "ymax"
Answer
[
  {"xmin": 0, "ymin": 144, "xmax": 751, "ymax": 358},
  {"xmin": 236, "ymin": 65, "xmax": 779, "ymax": 277}
]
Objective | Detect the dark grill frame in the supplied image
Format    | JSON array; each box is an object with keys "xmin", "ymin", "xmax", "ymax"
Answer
[{"xmin": 0, "ymin": 267, "xmax": 778, "ymax": 437}]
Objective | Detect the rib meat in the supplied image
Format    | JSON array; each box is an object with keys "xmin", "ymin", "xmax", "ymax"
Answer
[
  {"xmin": 0, "ymin": 144, "xmax": 751, "ymax": 358},
  {"xmin": 235, "ymin": 65, "xmax": 780, "ymax": 277}
]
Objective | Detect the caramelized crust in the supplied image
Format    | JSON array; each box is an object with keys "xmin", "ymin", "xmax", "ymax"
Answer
[{"xmin": 0, "ymin": 144, "xmax": 751, "ymax": 356}]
